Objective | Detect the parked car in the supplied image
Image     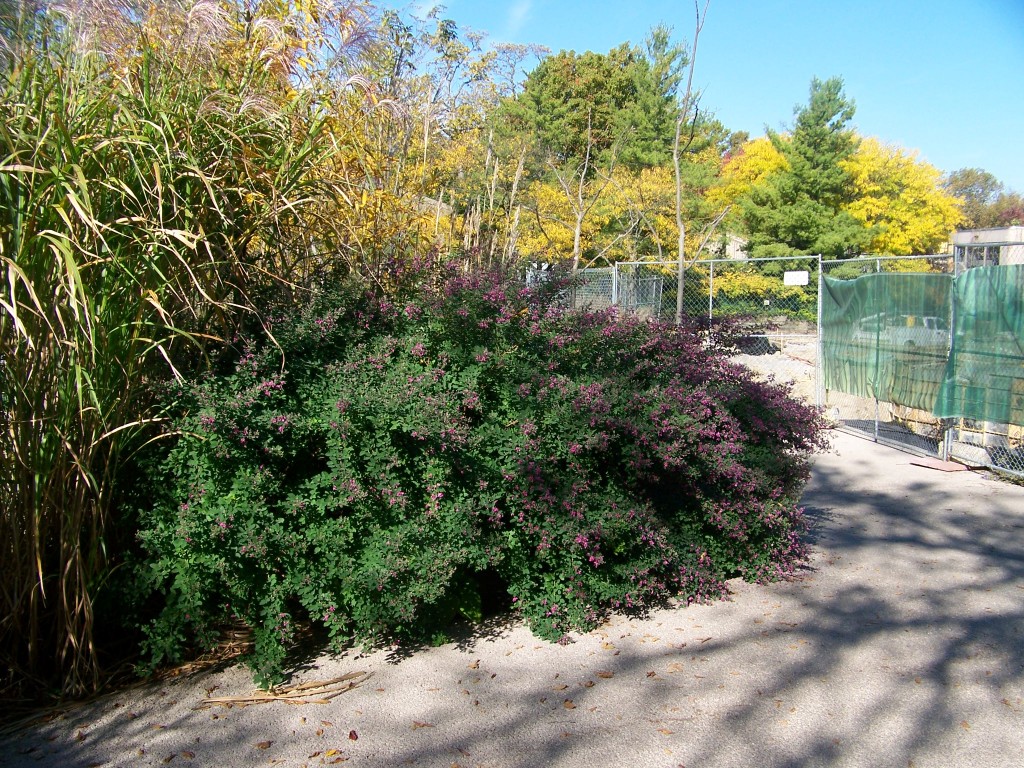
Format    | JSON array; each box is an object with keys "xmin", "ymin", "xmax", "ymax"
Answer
[{"xmin": 853, "ymin": 313, "xmax": 950, "ymax": 349}]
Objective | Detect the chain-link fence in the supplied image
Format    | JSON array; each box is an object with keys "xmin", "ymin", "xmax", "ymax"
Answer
[
  {"xmin": 525, "ymin": 266, "xmax": 617, "ymax": 311},
  {"xmin": 611, "ymin": 262, "xmax": 666, "ymax": 319},
  {"xmin": 571, "ymin": 267, "xmax": 616, "ymax": 311},
  {"xmin": 612, "ymin": 258, "xmax": 821, "ymax": 404}
]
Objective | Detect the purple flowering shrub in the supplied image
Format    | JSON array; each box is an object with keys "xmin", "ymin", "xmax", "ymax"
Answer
[{"xmin": 137, "ymin": 264, "xmax": 826, "ymax": 685}]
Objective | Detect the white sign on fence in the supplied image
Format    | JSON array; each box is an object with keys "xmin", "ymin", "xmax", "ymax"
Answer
[{"xmin": 784, "ymin": 270, "xmax": 810, "ymax": 286}]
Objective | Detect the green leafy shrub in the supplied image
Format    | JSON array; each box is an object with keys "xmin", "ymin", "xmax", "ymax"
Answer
[{"xmin": 136, "ymin": 263, "xmax": 826, "ymax": 685}]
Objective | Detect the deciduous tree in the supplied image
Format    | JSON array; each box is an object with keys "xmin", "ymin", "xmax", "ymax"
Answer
[
  {"xmin": 706, "ymin": 135, "xmax": 787, "ymax": 226},
  {"xmin": 943, "ymin": 167, "xmax": 1002, "ymax": 228},
  {"xmin": 842, "ymin": 137, "xmax": 963, "ymax": 255}
]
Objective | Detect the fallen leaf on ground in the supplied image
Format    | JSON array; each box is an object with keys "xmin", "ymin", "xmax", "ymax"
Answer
[
  {"xmin": 412, "ymin": 721, "xmax": 434, "ymax": 729},
  {"xmin": 348, "ymin": 730, "xmax": 358, "ymax": 741},
  {"xmin": 255, "ymin": 741, "xmax": 273, "ymax": 750},
  {"xmin": 596, "ymin": 670, "xmax": 614, "ymax": 679},
  {"xmin": 563, "ymin": 699, "xmax": 576, "ymax": 709}
]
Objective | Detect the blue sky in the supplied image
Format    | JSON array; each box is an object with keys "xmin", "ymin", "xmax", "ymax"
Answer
[{"xmin": 381, "ymin": 0, "xmax": 1024, "ymax": 193}]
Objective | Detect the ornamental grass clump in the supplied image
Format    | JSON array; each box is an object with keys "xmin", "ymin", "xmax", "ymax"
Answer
[
  {"xmin": 0, "ymin": 1, "xmax": 364, "ymax": 699},
  {"xmin": 137, "ymin": 263, "xmax": 826, "ymax": 686}
]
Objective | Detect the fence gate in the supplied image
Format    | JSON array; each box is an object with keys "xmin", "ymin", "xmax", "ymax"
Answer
[{"xmin": 820, "ymin": 255, "xmax": 954, "ymax": 459}]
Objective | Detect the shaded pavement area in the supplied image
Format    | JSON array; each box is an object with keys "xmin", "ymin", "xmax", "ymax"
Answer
[{"xmin": 2, "ymin": 430, "xmax": 1023, "ymax": 767}]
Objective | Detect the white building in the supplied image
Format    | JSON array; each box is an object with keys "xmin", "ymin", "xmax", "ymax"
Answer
[{"xmin": 951, "ymin": 226, "xmax": 1024, "ymax": 269}]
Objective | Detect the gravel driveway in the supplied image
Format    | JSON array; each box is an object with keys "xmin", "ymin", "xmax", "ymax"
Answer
[{"xmin": 3, "ymin": 430, "xmax": 1023, "ymax": 767}]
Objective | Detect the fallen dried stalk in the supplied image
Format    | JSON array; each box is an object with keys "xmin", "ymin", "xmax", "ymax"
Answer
[{"xmin": 194, "ymin": 672, "xmax": 368, "ymax": 709}]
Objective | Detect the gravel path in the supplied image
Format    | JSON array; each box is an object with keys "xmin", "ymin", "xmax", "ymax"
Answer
[{"xmin": 3, "ymin": 430, "xmax": 1023, "ymax": 767}]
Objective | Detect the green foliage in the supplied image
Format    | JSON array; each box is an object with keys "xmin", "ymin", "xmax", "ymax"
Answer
[
  {"xmin": 502, "ymin": 48, "xmax": 638, "ymax": 167},
  {"xmin": 742, "ymin": 178, "xmax": 871, "ymax": 258},
  {"xmin": 779, "ymin": 76, "xmax": 858, "ymax": 206},
  {"xmin": 944, "ymin": 167, "xmax": 1023, "ymax": 228},
  {"xmin": 944, "ymin": 167, "xmax": 1003, "ymax": 228},
  {"xmin": 499, "ymin": 30, "xmax": 688, "ymax": 173},
  {"xmin": 136, "ymin": 264, "xmax": 826, "ymax": 686}
]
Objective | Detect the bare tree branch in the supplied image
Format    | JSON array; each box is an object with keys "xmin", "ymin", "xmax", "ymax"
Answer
[
  {"xmin": 694, "ymin": 204, "xmax": 731, "ymax": 259},
  {"xmin": 673, "ymin": 0, "xmax": 711, "ymax": 323},
  {"xmin": 547, "ymin": 109, "xmax": 619, "ymax": 271}
]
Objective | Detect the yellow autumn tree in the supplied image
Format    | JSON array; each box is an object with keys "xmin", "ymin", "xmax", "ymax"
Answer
[
  {"xmin": 706, "ymin": 136, "xmax": 788, "ymax": 215},
  {"xmin": 516, "ymin": 178, "xmax": 592, "ymax": 263},
  {"xmin": 514, "ymin": 162, "xmax": 723, "ymax": 269},
  {"xmin": 332, "ymin": 14, "xmax": 549, "ymax": 268},
  {"xmin": 842, "ymin": 137, "xmax": 963, "ymax": 255},
  {"xmin": 609, "ymin": 166, "xmax": 676, "ymax": 261}
]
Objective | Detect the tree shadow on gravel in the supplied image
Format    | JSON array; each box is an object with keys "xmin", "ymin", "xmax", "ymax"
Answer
[
  {"xmin": 4, "ymin": 438, "xmax": 1023, "ymax": 767},
  {"xmin": 366, "ymin": 443, "xmax": 1024, "ymax": 767}
]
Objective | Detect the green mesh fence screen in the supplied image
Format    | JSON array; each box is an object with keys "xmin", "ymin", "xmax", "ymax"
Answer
[
  {"xmin": 822, "ymin": 271, "xmax": 952, "ymax": 411},
  {"xmin": 822, "ymin": 266, "xmax": 1024, "ymax": 426},
  {"xmin": 935, "ymin": 265, "xmax": 1024, "ymax": 424}
]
